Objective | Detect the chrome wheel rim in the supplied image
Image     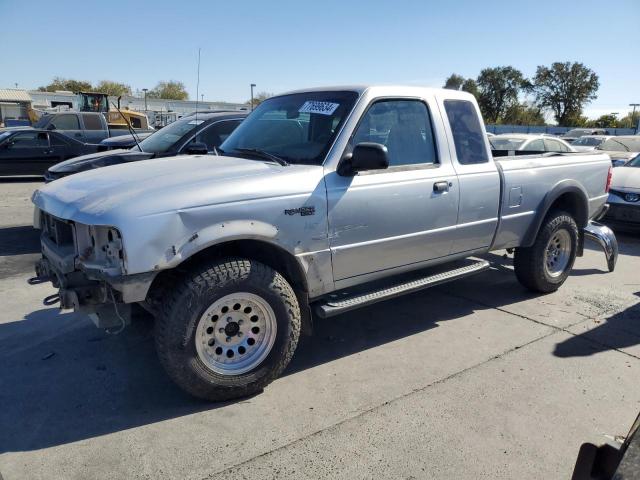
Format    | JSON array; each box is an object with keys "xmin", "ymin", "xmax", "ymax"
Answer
[
  {"xmin": 544, "ymin": 229, "xmax": 571, "ymax": 278},
  {"xmin": 195, "ymin": 292, "xmax": 277, "ymax": 376}
]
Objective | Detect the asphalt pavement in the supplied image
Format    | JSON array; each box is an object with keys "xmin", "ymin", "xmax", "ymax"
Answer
[{"xmin": 1, "ymin": 179, "xmax": 639, "ymax": 480}]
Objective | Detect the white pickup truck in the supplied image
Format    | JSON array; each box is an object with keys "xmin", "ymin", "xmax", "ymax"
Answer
[{"xmin": 31, "ymin": 85, "xmax": 618, "ymax": 401}]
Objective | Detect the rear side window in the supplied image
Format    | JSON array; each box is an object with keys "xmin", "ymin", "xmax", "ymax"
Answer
[
  {"xmin": 51, "ymin": 114, "xmax": 80, "ymax": 130},
  {"xmin": 444, "ymin": 100, "xmax": 489, "ymax": 164},
  {"xmin": 82, "ymin": 114, "xmax": 103, "ymax": 130}
]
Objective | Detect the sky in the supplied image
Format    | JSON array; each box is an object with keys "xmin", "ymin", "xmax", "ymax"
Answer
[{"xmin": 1, "ymin": 0, "xmax": 638, "ymax": 120}]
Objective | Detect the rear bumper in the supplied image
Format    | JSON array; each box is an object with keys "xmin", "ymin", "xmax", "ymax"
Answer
[{"xmin": 584, "ymin": 221, "xmax": 618, "ymax": 272}]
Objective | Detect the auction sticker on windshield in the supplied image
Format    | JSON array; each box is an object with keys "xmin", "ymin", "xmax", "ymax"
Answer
[
  {"xmin": 299, "ymin": 101, "xmax": 339, "ymax": 116},
  {"xmin": 187, "ymin": 120, "xmax": 205, "ymax": 125}
]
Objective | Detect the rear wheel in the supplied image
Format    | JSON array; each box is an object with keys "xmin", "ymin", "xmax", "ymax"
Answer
[
  {"xmin": 155, "ymin": 258, "xmax": 301, "ymax": 401},
  {"xmin": 514, "ymin": 210, "xmax": 578, "ymax": 293}
]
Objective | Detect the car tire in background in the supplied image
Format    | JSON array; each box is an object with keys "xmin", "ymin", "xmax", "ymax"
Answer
[
  {"xmin": 514, "ymin": 210, "xmax": 579, "ymax": 293},
  {"xmin": 155, "ymin": 257, "xmax": 301, "ymax": 401}
]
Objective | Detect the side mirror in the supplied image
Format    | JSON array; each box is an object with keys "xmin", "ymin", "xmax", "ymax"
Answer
[
  {"xmin": 47, "ymin": 124, "xmax": 56, "ymax": 131},
  {"xmin": 338, "ymin": 142, "xmax": 389, "ymax": 176},
  {"xmin": 186, "ymin": 142, "xmax": 208, "ymax": 155}
]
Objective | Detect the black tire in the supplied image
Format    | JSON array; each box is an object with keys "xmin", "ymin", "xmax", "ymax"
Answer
[
  {"xmin": 514, "ymin": 210, "xmax": 578, "ymax": 293},
  {"xmin": 155, "ymin": 258, "xmax": 301, "ymax": 401}
]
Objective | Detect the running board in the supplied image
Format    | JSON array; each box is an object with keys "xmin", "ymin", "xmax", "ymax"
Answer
[{"xmin": 315, "ymin": 259, "xmax": 490, "ymax": 318}]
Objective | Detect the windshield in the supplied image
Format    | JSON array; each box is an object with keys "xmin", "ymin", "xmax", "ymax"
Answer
[
  {"xmin": 627, "ymin": 155, "xmax": 640, "ymax": 167},
  {"xmin": 598, "ymin": 137, "xmax": 640, "ymax": 152},
  {"xmin": 135, "ymin": 118, "xmax": 204, "ymax": 154},
  {"xmin": 572, "ymin": 136, "xmax": 603, "ymax": 146},
  {"xmin": 489, "ymin": 137, "xmax": 526, "ymax": 150},
  {"xmin": 220, "ymin": 91, "xmax": 359, "ymax": 165}
]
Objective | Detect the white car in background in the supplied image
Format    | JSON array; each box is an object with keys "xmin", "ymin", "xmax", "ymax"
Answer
[
  {"xmin": 571, "ymin": 135, "xmax": 611, "ymax": 152},
  {"xmin": 489, "ymin": 134, "xmax": 575, "ymax": 153},
  {"xmin": 603, "ymin": 155, "xmax": 640, "ymax": 231}
]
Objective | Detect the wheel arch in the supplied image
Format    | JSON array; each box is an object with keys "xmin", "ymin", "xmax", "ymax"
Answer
[
  {"xmin": 148, "ymin": 238, "xmax": 313, "ymax": 334},
  {"xmin": 522, "ymin": 181, "xmax": 589, "ymax": 248}
]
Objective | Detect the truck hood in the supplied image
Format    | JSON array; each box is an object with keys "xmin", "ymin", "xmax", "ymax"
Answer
[
  {"xmin": 610, "ymin": 166, "xmax": 640, "ymax": 192},
  {"xmin": 32, "ymin": 154, "xmax": 324, "ymax": 225},
  {"xmin": 49, "ymin": 148, "xmax": 153, "ymax": 173}
]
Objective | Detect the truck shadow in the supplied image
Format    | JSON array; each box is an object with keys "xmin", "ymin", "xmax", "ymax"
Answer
[
  {"xmin": 0, "ymin": 225, "xmax": 41, "ymax": 256},
  {"xmin": 1, "ymin": 249, "xmax": 639, "ymax": 454},
  {"xmin": 553, "ymin": 293, "xmax": 640, "ymax": 358}
]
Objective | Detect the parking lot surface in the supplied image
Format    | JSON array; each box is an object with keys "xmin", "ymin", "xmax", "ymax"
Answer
[{"xmin": 1, "ymin": 179, "xmax": 639, "ymax": 480}]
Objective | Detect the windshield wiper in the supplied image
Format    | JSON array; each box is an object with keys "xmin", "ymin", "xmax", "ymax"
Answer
[{"xmin": 232, "ymin": 148, "xmax": 289, "ymax": 166}]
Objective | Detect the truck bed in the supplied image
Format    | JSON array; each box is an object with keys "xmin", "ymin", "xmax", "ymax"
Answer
[{"xmin": 491, "ymin": 151, "xmax": 611, "ymax": 250}]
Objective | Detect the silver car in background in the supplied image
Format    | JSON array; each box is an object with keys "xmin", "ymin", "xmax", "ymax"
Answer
[
  {"xmin": 595, "ymin": 136, "xmax": 640, "ymax": 167},
  {"xmin": 571, "ymin": 135, "xmax": 611, "ymax": 152},
  {"xmin": 489, "ymin": 133, "xmax": 575, "ymax": 152}
]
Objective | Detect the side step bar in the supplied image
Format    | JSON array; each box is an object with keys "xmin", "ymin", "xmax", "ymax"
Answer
[{"xmin": 315, "ymin": 259, "xmax": 490, "ymax": 318}]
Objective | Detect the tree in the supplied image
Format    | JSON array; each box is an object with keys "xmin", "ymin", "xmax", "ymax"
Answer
[
  {"xmin": 443, "ymin": 74, "xmax": 465, "ymax": 90},
  {"xmin": 614, "ymin": 112, "xmax": 638, "ymax": 129},
  {"xmin": 147, "ymin": 81, "xmax": 189, "ymax": 100},
  {"xmin": 501, "ymin": 103, "xmax": 546, "ymax": 126},
  {"xmin": 476, "ymin": 66, "xmax": 525, "ymax": 123},
  {"xmin": 94, "ymin": 80, "xmax": 132, "ymax": 97},
  {"xmin": 591, "ymin": 114, "xmax": 619, "ymax": 128},
  {"xmin": 461, "ymin": 78, "xmax": 479, "ymax": 98},
  {"xmin": 38, "ymin": 77, "xmax": 93, "ymax": 93},
  {"xmin": 246, "ymin": 91, "xmax": 273, "ymax": 108},
  {"xmin": 531, "ymin": 62, "xmax": 599, "ymax": 126}
]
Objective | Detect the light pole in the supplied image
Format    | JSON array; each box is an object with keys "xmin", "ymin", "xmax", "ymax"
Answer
[
  {"xmin": 250, "ymin": 83, "xmax": 256, "ymax": 111},
  {"xmin": 142, "ymin": 88, "xmax": 148, "ymax": 113},
  {"xmin": 630, "ymin": 103, "xmax": 640, "ymax": 129}
]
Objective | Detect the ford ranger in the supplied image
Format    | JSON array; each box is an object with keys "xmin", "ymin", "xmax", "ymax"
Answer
[{"xmin": 30, "ymin": 86, "xmax": 618, "ymax": 401}]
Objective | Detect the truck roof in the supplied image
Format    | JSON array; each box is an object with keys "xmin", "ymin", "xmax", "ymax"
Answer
[{"xmin": 278, "ymin": 85, "xmax": 475, "ymax": 100}]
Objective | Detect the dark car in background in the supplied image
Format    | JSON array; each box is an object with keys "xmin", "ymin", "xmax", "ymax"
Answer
[
  {"xmin": 45, "ymin": 111, "xmax": 247, "ymax": 181},
  {"xmin": 97, "ymin": 131, "xmax": 155, "ymax": 151},
  {"xmin": 0, "ymin": 128, "xmax": 100, "ymax": 176}
]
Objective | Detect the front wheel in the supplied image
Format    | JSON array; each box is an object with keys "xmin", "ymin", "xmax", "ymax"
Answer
[
  {"xmin": 155, "ymin": 258, "xmax": 301, "ymax": 401},
  {"xmin": 514, "ymin": 210, "xmax": 578, "ymax": 293}
]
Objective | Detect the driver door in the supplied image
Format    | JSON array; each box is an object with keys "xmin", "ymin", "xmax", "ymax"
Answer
[{"xmin": 325, "ymin": 98, "xmax": 459, "ymax": 285}]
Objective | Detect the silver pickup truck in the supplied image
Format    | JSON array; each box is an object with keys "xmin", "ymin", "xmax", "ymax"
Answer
[{"xmin": 31, "ymin": 86, "xmax": 618, "ymax": 401}]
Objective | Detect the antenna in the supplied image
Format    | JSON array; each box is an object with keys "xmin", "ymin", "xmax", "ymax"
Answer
[
  {"xmin": 110, "ymin": 96, "xmax": 142, "ymax": 152},
  {"xmin": 191, "ymin": 47, "xmax": 207, "ymax": 149}
]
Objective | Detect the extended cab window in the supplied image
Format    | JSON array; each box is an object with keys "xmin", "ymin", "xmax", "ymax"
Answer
[
  {"xmin": 82, "ymin": 114, "xmax": 103, "ymax": 130},
  {"xmin": 51, "ymin": 114, "xmax": 80, "ymax": 130},
  {"xmin": 352, "ymin": 100, "xmax": 437, "ymax": 167},
  {"xmin": 444, "ymin": 100, "xmax": 489, "ymax": 165}
]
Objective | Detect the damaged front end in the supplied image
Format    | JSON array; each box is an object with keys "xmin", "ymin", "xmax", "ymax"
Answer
[{"xmin": 31, "ymin": 210, "xmax": 156, "ymax": 330}]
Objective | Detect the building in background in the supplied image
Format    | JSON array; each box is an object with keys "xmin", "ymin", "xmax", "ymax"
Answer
[
  {"xmin": 0, "ymin": 89, "xmax": 33, "ymax": 127},
  {"xmin": 26, "ymin": 90, "xmax": 248, "ymax": 128}
]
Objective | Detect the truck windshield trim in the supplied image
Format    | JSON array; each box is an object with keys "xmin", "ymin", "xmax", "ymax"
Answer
[{"xmin": 220, "ymin": 91, "xmax": 359, "ymax": 166}]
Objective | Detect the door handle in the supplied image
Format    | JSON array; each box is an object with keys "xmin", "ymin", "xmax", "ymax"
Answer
[{"xmin": 433, "ymin": 181, "xmax": 450, "ymax": 193}]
